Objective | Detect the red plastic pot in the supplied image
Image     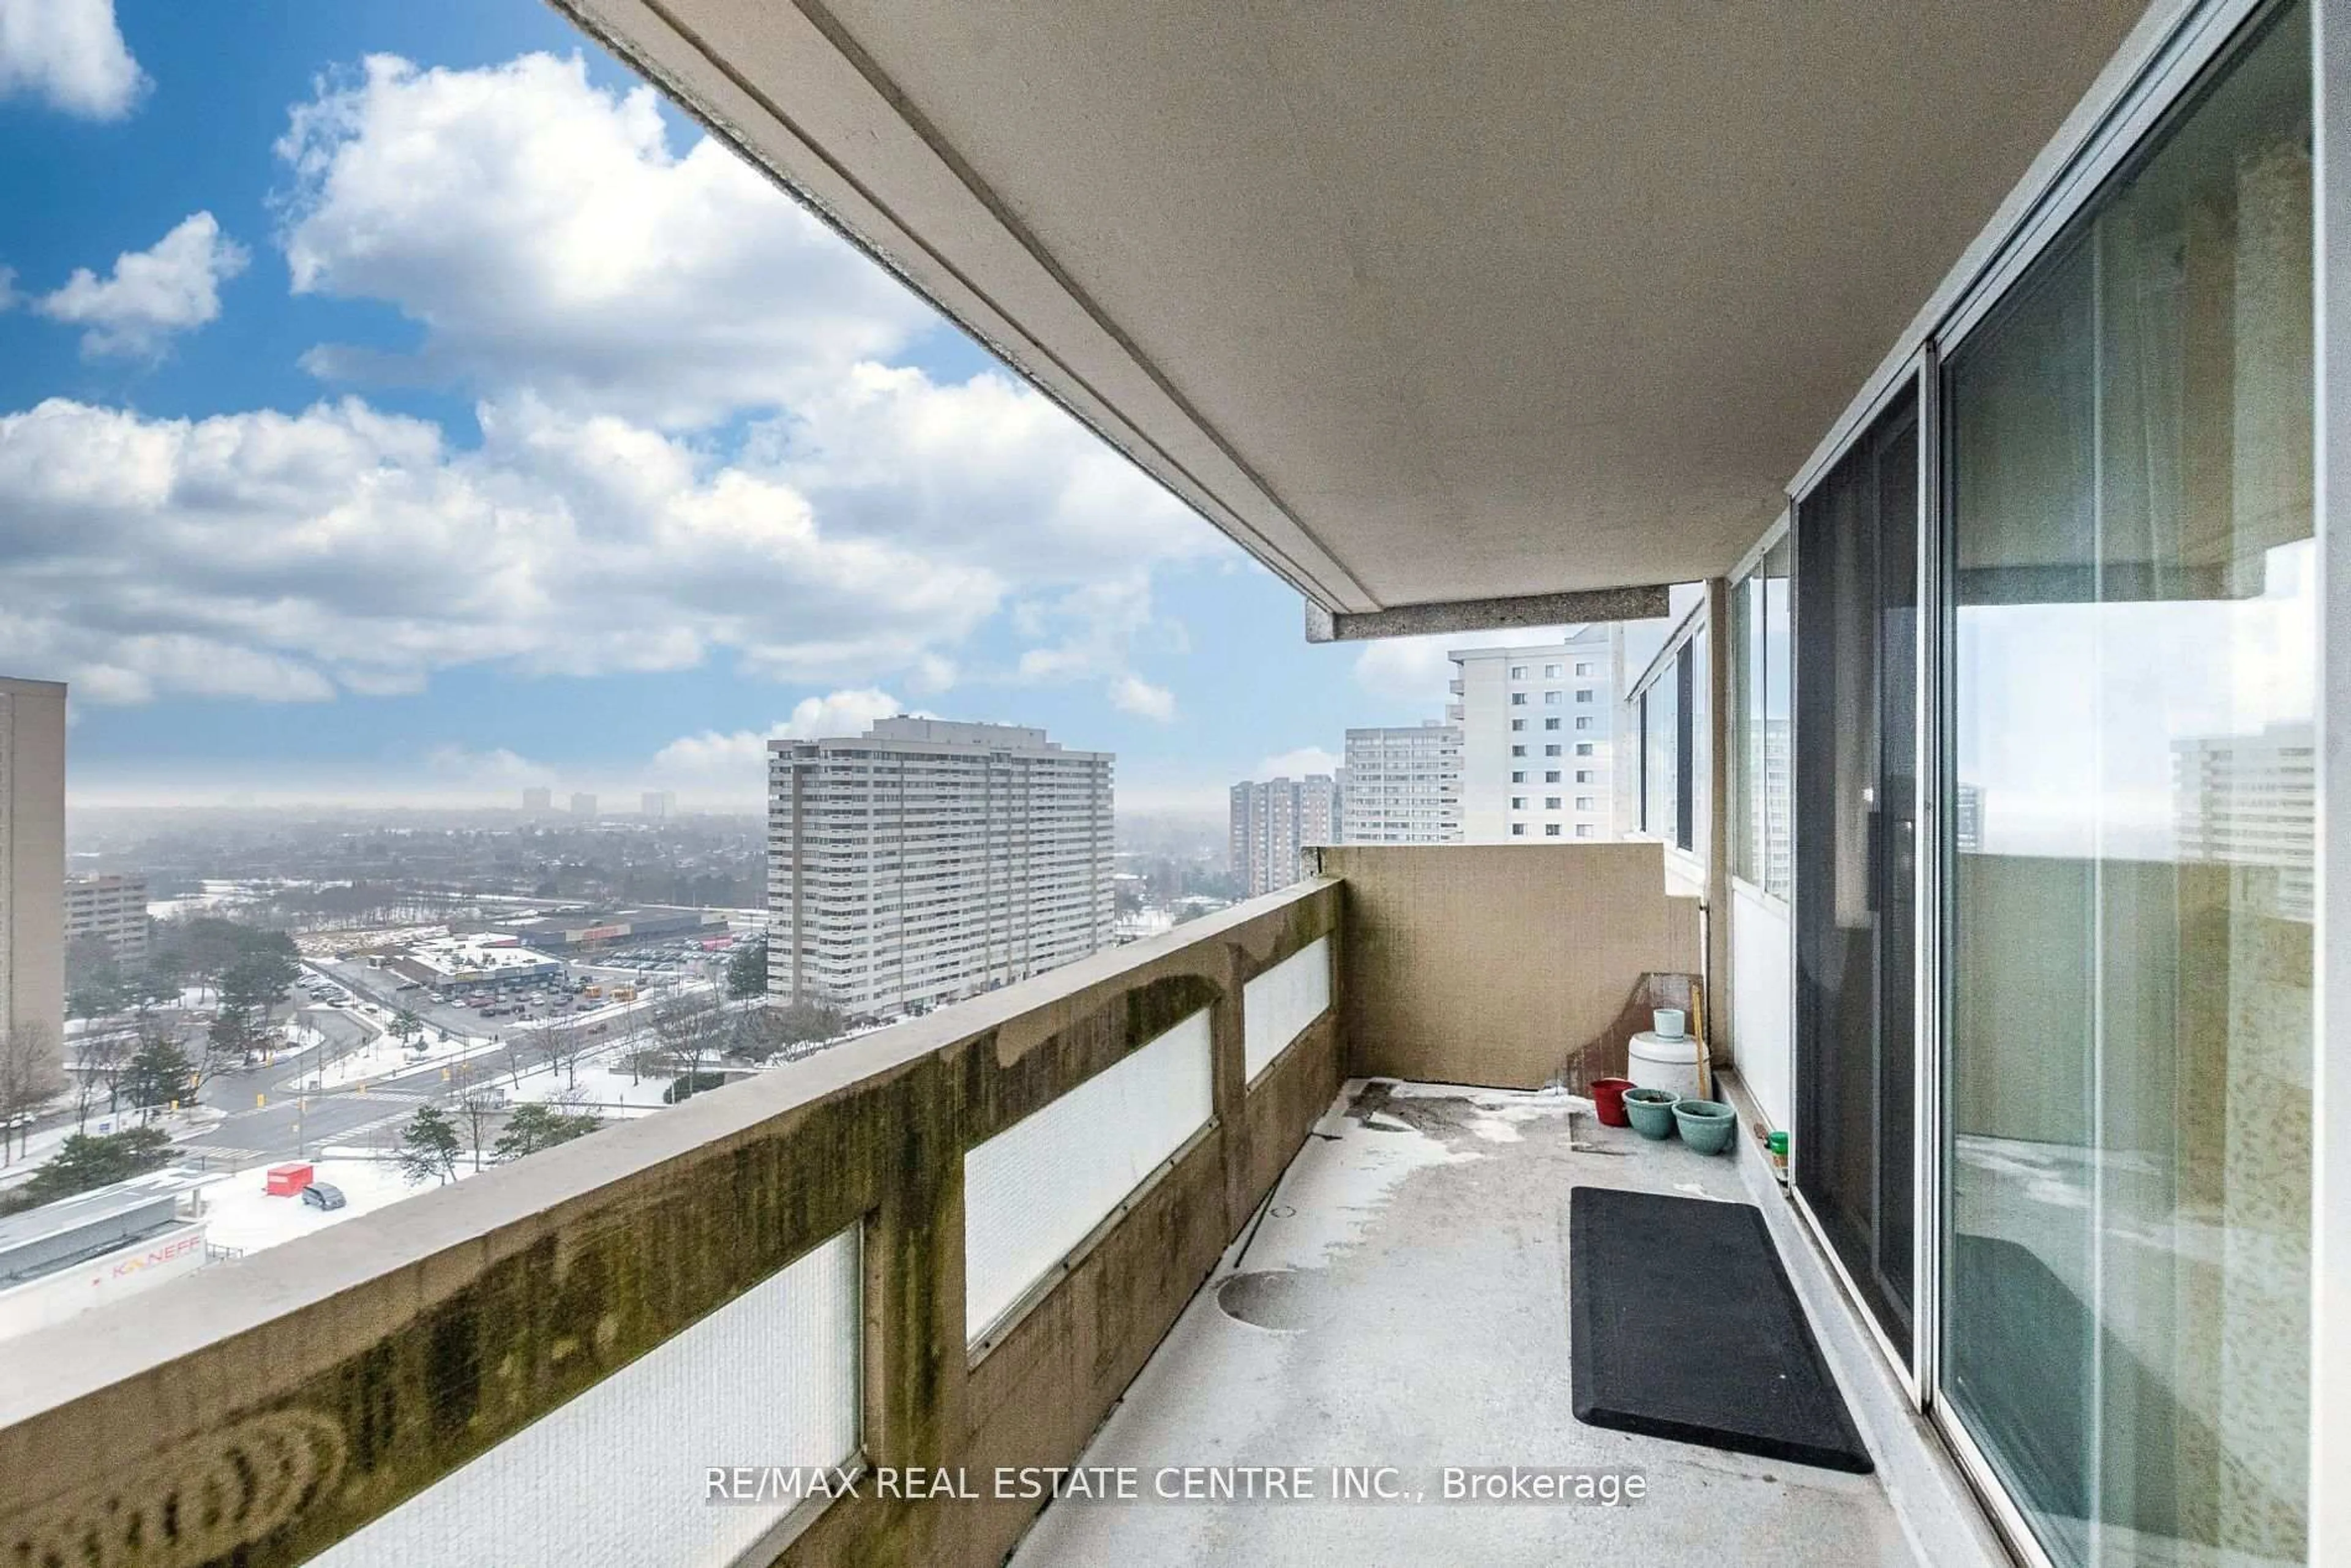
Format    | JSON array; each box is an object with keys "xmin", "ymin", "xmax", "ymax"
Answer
[{"xmin": 1591, "ymin": 1077, "xmax": 1636, "ymax": 1127}]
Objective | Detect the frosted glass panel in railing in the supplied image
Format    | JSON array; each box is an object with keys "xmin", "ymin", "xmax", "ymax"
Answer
[
  {"xmin": 312, "ymin": 1224, "xmax": 860, "ymax": 1568},
  {"xmin": 1241, "ymin": 936, "xmax": 1330, "ymax": 1085},
  {"xmin": 964, "ymin": 1010, "xmax": 1212, "ymax": 1343}
]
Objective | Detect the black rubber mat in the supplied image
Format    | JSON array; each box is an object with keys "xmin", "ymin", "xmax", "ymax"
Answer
[{"xmin": 1570, "ymin": 1185, "xmax": 1872, "ymax": 1473}]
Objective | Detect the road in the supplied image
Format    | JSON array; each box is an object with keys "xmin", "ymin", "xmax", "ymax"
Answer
[
  {"xmin": 180, "ymin": 995, "xmax": 408, "ymax": 1164},
  {"xmin": 156, "ymin": 953, "xmax": 710, "ymax": 1169}
]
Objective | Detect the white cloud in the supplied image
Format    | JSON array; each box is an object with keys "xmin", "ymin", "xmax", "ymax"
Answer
[
  {"xmin": 0, "ymin": 0, "xmax": 144, "ymax": 119},
  {"xmin": 774, "ymin": 688, "xmax": 911, "ymax": 740},
  {"xmin": 425, "ymin": 745, "xmax": 552, "ymax": 787},
  {"xmin": 759, "ymin": 364, "xmax": 1221, "ymax": 578},
  {"xmin": 0, "ymin": 397, "xmax": 998, "ymax": 705},
  {"xmin": 1257, "ymin": 746, "xmax": 1341, "ymax": 778},
  {"xmin": 647, "ymin": 689, "xmax": 921, "ymax": 796},
  {"xmin": 1351, "ymin": 625, "xmax": 1570, "ymax": 703},
  {"xmin": 1109, "ymin": 674, "xmax": 1176, "ymax": 722},
  {"xmin": 1008, "ymin": 576, "xmax": 1190, "ymax": 716},
  {"xmin": 250, "ymin": 51, "xmax": 1215, "ymax": 727},
  {"xmin": 0, "ymin": 266, "xmax": 17, "ymax": 310},
  {"xmin": 37, "ymin": 212, "xmax": 247, "ymax": 358},
  {"xmin": 276, "ymin": 53, "xmax": 935, "ymax": 427}
]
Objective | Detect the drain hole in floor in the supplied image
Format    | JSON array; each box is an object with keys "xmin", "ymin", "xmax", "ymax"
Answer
[{"xmin": 1217, "ymin": 1269, "xmax": 1333, "ymax": 1332}]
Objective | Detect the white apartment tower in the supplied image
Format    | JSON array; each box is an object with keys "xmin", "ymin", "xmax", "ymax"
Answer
[
  {"xmin": 768, "ymin": 718, "xmax": 1114, "ymax": 1016},
  {"xmin": 0, "ymin": 677, "xmax": 66, "ymax": 1080},
  {"xmin": 1341, "ymin": 723, "xmax": 1462, "ymax": 844},
  {"xmin": 1451, "ymin": 629, "xmax": 1622, "ymax": 842},
  {"xmin": 2175, "ymin": 722, "xmax": 2315, "ymax": 921},
  {"xmin": 1228, "ymin": 775, "xmax": 1340, "ymax": 896}
]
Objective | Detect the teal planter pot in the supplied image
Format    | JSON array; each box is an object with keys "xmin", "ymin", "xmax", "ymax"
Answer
[
  {"xmin": 1623, "ymin": 1087, "xmax": 1679, "ymax": 1140},
  {"xmin": 1673, "ymin": 1098, "xmax": 1738, "ymax": 1155}
]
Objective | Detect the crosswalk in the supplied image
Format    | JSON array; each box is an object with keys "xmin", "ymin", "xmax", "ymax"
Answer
[{"xmin": 174, "ymin": 1144, "xmax": 269, "ymax": 1168}]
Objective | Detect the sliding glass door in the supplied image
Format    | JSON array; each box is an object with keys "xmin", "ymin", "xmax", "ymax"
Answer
[
  {"xmin": 1795, "ymin": 387, "xmax": 1919, "ymax": 1354},
  {"xmin": 1940, "ymin": 5, "xmax": 2313, "ymax": 1563}
]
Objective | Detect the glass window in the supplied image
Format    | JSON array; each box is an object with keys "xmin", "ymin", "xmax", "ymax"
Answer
[
  {"xmin": 1544, "ymin": 824, "xmax": 1562, "ymax": 837},
  {"xmin": 1575, "ymin": 688, "xmax": 1594, "ymax": 703},
  {"xmin": 1733, "ymin": 540, "xmax": 1799, "ymax": 895},
  {"xmin": 1509, "ymin": 796, "xmax": 1526, "ymax": 810},
  {"xmin": 1543, "ymin": 689, "xmax": 1562, "ymax": 705},
  {"xmin": 1544, "ymin": 797, "xmax": 1561, "ymax": 810},
  {"xmin": 1575, "ymin": 797, "xmax": 1594, "ymax": 811},
  {"xmin": 1576, "ymin": 743, "xmax": 1594, "ymax": 757},
  {"xmin": 1545, "ymin": 745, "xmax": 1562, "ymax": 757},
  {"xmin": 1545, "ymin": 718, "xmax": 1560, "ymax": 731},
  {"xmin": 1575, "ymin": 824, "xmax": 1594, "ymax": 838},
  {"xmin": 1511, "ymin": 745, "xmax": 1526, "ymax": 757},
  {"xmin": 1544, "ymin": 662, "xmax": 1561, "ymax": 677},
  {"xmin": 1510, "ymin": 692, "xmax": 1526, "ymax": 705},
  {"xmin": 1943, "ymin": 10, "xmax": 2312, "ymax": 1564},
  {"xmin": 1510, "ymin": 823, "xmax": 1526, "ymax": 837},
  {"xmin": 1511, "ymin": 771, "xmax": 1526, "ymax": 783},
  {"xmin": 1575, "ymin": 769, "xmax": 1593, "ymax": 784},
  {"xmin": 1574, "ymin": 716, "xmax": 1592, "ymax": 732},
  {"xmin": 1511, "ymin": 718, "xmax": 1526, "ymax": 731},
  {"xmin": 1545, "ymin": 770, "xmax": 1561, "ymax": 782},
  {"xmin": 1509, "ymin": 665, "xmax": 1526, "ymax": 678},
  {"xmin": 1575, "ymin": 661, "xmax": 1595, "ymax": 676}
]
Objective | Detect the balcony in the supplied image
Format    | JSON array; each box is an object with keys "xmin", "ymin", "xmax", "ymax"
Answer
[{"xmin": 0, "ymin": 844, "xmax": 1993, "ymax": 1568}]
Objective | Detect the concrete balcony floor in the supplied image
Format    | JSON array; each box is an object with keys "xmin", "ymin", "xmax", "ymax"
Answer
[{"xmin": 1010, "ymin": 1081, "xmax": 1918, "ymax": 1568}]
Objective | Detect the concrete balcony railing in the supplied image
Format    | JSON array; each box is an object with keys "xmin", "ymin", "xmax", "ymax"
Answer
[{"xmin": 0, "ymin": 845, "xmax": 1706, "ymax": 1568}]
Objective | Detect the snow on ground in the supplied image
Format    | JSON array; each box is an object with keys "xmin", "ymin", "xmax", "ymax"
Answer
[
  {"xmin": 503, "ymin": 1046, "xmax": 672, "ymax": 1117},
  {"xmin": 196, "ymin": 1157, "xmax": 470, "ymax": 1256},
  {"xmin": 307, "ymin": 1026, "xmax": 507, "ymax": 1090},
  {"xmin": 1, "ymin": 1104, "xmax": 225, "ymax": 1188},
  {"xmin": 1251, "ymin": 1081, "xmax": 1584, "ymax": 1267}
]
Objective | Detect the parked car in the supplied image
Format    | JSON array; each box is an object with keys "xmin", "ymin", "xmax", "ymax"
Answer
[{"xmin": 300, "ymin": 1182, "xmax": 347, "ymax": 1211}]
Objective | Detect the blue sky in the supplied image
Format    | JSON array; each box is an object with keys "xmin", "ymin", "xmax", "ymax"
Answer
[{"xmin": 0, "ymin": 0, "xmax": 1502, "ymax": 817}]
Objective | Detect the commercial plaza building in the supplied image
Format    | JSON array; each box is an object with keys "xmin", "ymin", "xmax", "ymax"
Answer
[
  {"xmin": 1340, "ymin": 722, "xmax": 1461, "ymax": 843},
  {"xmin": 767, "ymin": 718, "xmax": 1114, "ymax": 1016},
  {"xmin": 0, "ymin": 677, "xmax": 64, "ymax": 1080},
  {"xmin": 1450, "ymin": 629, "xmax": 1622, "ymax": 842},
  {"xmin": 62, "ymin": 874, "xmax": 148, "ymax": 971},
  {"xmin": 1226, "ymin": 774, "xmax": 1339, "ymax": 895},
  {"xmin": 9, "ymin": 5, "xmax": 2349, "ymax": 1568}
]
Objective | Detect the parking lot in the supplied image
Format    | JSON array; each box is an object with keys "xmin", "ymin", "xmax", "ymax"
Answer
[{"xmin": 309, "ymin": 935, "xmax": 730, "ymax": 1043}]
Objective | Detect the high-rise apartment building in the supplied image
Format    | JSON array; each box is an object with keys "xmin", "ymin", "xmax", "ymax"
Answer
[
  {"xmin": 642, "ymin": 791, "xmax": 675, "ymax": 819},
  {"xmin": 522, "ymin": 787, "xmax": 552, "ymax": 814},
  {"xmin": 0, "ymin": 677, "xmax": 66, "ymax": 1080},
  {"xmin": 1953, "ymin": 781, "xmax": 1983, "ymax": 857},
  {"xmin": 768, "ymin": 718, "xmax": 1114, "ymax": 1016},
  {"xmin": 569, "ymin": 793, "xmax": 598, "ymax": 820},
  {"xmin": 64, "ymin": 874, "xmax": 149, "ymax": 971},
  {"xmin": 1451, "ymin": 630, "xmax": 1621, "ymax": 843},
  {"xmin": 1228, "ymin": 775, "xmax": 1340, "ymax": 896},
  {"xmin": 2175, "ymin": 723, "xmax": 2314, "ymax": 920},
  {"xmin": 1341, "ymin": 723, "xmax": 1461, "ymax": 844}
]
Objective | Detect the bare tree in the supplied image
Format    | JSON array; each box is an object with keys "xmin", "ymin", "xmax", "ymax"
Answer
[
  {"xmin": 534, "ymin": 1021, "xmax": 596, "ymax": 1090},
  {"xmin": 72, "ymin": 1024, "xmax": 138, "ymax": 1128},
  {"xmin": 448, "ymin": 1062, "xmax": 502, "ymax": 1174},
  {"xmin": 651, "ymin": 992, "xmax": 727, "ymax": 1094},
  {"xmin": 0, "ymin": 1022, "xmax": 63, "ymax": 1165},
  {"xmin": 501, "ymin": 1030, "xmax": 536, "ymax": 1088}
]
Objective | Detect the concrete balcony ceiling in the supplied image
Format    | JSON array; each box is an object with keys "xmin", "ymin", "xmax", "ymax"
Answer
[{"xmin": 555, "ymin": 0, "xmax": 2148, "ymax": 620}]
